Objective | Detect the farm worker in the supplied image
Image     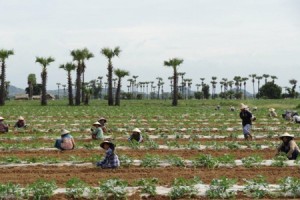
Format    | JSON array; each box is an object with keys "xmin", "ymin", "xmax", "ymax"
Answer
[
  {"xmin": 240, "ymin": 103, "xmax": 253, "ymax": 141},
  {"xmin": 91, "ymin": 122, "xmax": 104, "ymax": 140},
  {"xmin": 269, "ymin": 108, "xmax": 278, "ymax": 117},
  {"xmin": 14, "ymin": 116, "xmax": 27, "ymax": 128},
  {"xmin": 281, "ymin": 110, "xmax": 297, "ymax": 121},
  {"xmin": 292, "ymin": 114, "xmax": 300, "ymax": 124},
  {"xmin": 230, "ymin": 106, "xmax": 235, "ymax": 111},
  {"xmin": 54, "ymin": 129, "xmax": 75, "ymax": 150},
  {"xmin": 128, "ymin": 128, "xmax": 143, "ymax": 143},
  {"xmin": 96, "ymin": 140, "xmax": 120, "ymax": 169},
  {"xmin": 98, "ymin": 117, "xmax": 107, "ymax": 133},
  {"xmin": 0, "ymin": 116, "xmax": 9, "ymax": 133},
  {"xmin": 276, "ymin": 132, "xmax": 300, "ymax": 160},
  {"xmin": 215, "ymin": 105, "xmax": 221, "ymax": 110}
]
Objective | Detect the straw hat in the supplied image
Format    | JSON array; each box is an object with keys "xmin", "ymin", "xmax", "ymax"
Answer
[
  {"xmin": 93, "ymin": 122, "xmax": 101, "ymax": 126},
  {"xmin": 240, "ymin": 103, "xmax": 247, "ymax": 110},
  {"xmin": 132, "ymin": 128, "xmax": 141, "ymax": 133},
  {"xmin": 279, "ymin": 132, "xmax": 294, "ymax": 139},
  {"xmin": 61, "ymin": 129, "xmax": 70, "ymax": 135},
  {"xmin": 0, "ymin": 116, "xmax": 4, "ymax": 120},
  {"xmin": 100, "ymin": 140, "xmax": 115, "ymax": 149},
  {"xmin": 269, "ymin": 108, "xmax": 275, "ymax": 112},
  {"xmin": 18, "ymin": 116, "xmax": 24, "ymax": 121},
  {"xmin": 98, "ymin": 117, "xmax": 107, "ymax": 123}
]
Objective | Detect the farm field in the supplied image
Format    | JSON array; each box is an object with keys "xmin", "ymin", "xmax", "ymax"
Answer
[{"xmin": 0, "ymin": 99, "xmax": 300, "ymax": 199}]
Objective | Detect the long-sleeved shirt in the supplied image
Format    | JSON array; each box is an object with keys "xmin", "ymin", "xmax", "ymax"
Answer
[
  {"xmin": 14, "ymin": 120, "xmax": 26, "ymax": 128},
  {"xmin": 277, "ymin": 140, "xmax": 300, "ymax": 158},
  {"xmin": 128, "ymin": 133, "xmax": 143, "ymax": 143},
  {"xmin": 97, "ymin": 148, "xmax": 120, "ymax": 169},
  {"xmin": 60, "ymin": 134, "xmax": 75, "ymax": 150},
  {"xmin": 91, "ymin": 127, "xmax": 104, "ymax": 139},
  {"xmin": 240, "ymin": 110, "xmax": 252, "ymax": 126},
  {"xmin": 0, "ymin": 121, "xmax": 8, "ymax": 133}
]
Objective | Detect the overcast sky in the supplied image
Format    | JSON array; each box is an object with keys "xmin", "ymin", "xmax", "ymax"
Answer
[{"xmin": 1, "ymin": 0, "xmax": 300, "ymax": 92}]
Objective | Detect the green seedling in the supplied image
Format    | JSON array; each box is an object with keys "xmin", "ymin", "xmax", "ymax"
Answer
[
  {"xmin": 243, "ymin": 175, "xmax": 269, "ymax": 199},
  {"xmin": 206, "ymin": 177, "xmax": 237, "ymax": 199}
]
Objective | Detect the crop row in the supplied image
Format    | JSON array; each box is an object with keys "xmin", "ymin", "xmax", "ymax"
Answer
[
  {"xmin": 1, "ymin": 176, "xmax": 300, "ymax": 199},
  {"xmin": 0, "ymin": 153, "xmax": 295, "ymax": 168}
]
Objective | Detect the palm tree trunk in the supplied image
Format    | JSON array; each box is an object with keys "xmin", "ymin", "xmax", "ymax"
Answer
[
  {"xmin": 108, "ymin": 59, "xmax": 114, "ymax": 106},
  {"xmin": 81, "ymin": 64, "xmax": 85, "ymax": 102},
  {"xmin": 68, "ymin": 71, "xmax": 74, "ymax": 106},
  {"xmin": 115, "ymin": 78, "xmax": 121, "ymax": 106},
  {"xmin": 41, "ymin": 70, "xmax": 47, "ymax": 106},
  {"xmin": 75, "ymin": 63, "xmax": 81, "ymax": 105},
  {"xmin": 29, "ymin": 82, "xmax": 33, "ymax": 100},
  {"xmin": 173, "ymin": 69, "xmax": 178, "ymax": 106},
  {"xmin": 0, "ymin": 62, "xmax": 6, "ymax": 106}
]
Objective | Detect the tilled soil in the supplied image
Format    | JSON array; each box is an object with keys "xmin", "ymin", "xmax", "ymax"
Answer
[{"xmin": 0, "ymin": 165, "xmax": 299, "ymax": 187}]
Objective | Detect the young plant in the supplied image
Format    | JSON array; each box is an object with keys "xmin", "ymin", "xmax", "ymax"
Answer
[
  {"xmin": 66, "ymin": 177, "xmax": 88, "ymax": 199},
  {"xmin": 119, "ymin": 155, "xmax": 133, "ymax": 167},
  {"xmin": 28, "ymin": 179, "xmax": 57, "ymax": 200},
  {"xmin": 135, "ymin": 178, "xmax": 158, "ymax": 196},
  {"xmin": 192, "ymin": 154, "xmax": 219, "ymax": 169},
  {"xmin": 128, "ymin": 140, "xmax": 140, "ymax": 150},
  {"xmin": 0, "ymin": 182, "xmax": 22, "ymax": 199},
  {"xmin": 144, "ymin": 139, "xmax": 159, "ymax": 150},
  {"xmin": 217, "ymin": 154, "xmax": 236, "ymax": 165},
  {"xmin": 141, "ymin": 154, "xmax": 160, "ymax": 168},
  {"xmin": 99, "ymin": 178, "xmax": 128, "ymax": 200},
  {"xmin": 241, "ymin": 155, "xmax": 263, "ymax": 168},
  {"xmin": 272, "ymin": 153, "xmax": 288, "ymax": 167},
  {"xmin": 278, "ymin": 177, "xmax": 300, "ymax": 198},
  {"xmin": 168, "ymin": 177, "xmax": 201, "ymax": 200},
  {"xmin": 166, "ymin": 155, "xmax": 185, "ymax": 167},
  {"xmin": 206, "ymin": 177, "xmax": 237, "ymax": 199},
  {"xmin": 243, "ymin": 175, "xmax": 269, "ymax": 198}
]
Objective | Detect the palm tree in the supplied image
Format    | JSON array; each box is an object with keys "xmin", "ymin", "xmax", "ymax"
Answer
[
  {"xmin": 81, "ymin": 48, "xmax": 94, "ymax": 102},
  {"xmin": 27, "ymin": 74, "xmax": 36, "ymax": 100},
  {"xmin": 0, "ymin": 49, "xmax": 14, "ymax": 106},
  {"xmin": 71, "ymin": 49, "xmax": 85, "ymax": 105},
  {"xmin": 164, "ymin": 58, "xmax": 184, "ymax": 106},
  {"xmin": 62, "ymin": 84, "xmax": 66, "ymax": 98},
  {"xmin": 114, "ymin": 69, "xmax": 129, "ymax": 106},
  {"xmin": 36, "ymin": 57, "xmax": 55, "ymax": 106},
  {"xmin": 132, "ymin": 75, "xmax": 139, "ymax": 98},
  {"xmin": 56, "ymin": 83, "xmax": 61, "ymax": 99},
  {"xmin": 242, "ymin": 77, "xmax": 249, "ymax": 99},
  {"xmin": 249, "ymin": 74, "xmax": 256, "ymax": 98},
  {"xmin": 233, "ymin": 76, "xmax": 241, "ymax": 93},
  {"xmin": 101, "ymin": 47, "xmax": 121, "ymax": 106},
  {"xmin": 196, "ymin": 84, "xmax": 201, "ymax": 92},
  {"xmin": 256, "ymin": 76, "xmax": 263, "ymax": 98},
  {"xmin": 156, "ymin": 77, "xmax": 163, "ymax": 99},
  {"xmin": 211, "ymin": 76, "xmax": 217, "ymax": 99},
  {"xmin": 59, "ymin": 62, "xmax": 76, "ymax": 105},
  {"xmin": 289, "ymin": 79, "xmax": 297, "ymax": 98},
  {"xmin": 228, "ymin": 80, "xmax": 234, "ymax": 99},
  {"xmin": 270, "ymin": 75, "xmax": 278, "ymax": 83},
  {"xmin": 262, "ymin": 74, "xmax": 269, "ymax": 84}
]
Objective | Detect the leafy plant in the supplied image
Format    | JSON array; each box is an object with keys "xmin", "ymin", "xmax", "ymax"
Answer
[
  {"xmin": 278, "ymin": 177, "xmax": 300, "ymax": 198},
  {"xmin": 192, "ymin": 154, "xmax": 219, "ymax": 168},
  {"xmin": 66, "ymin": 177, "xmax": 88, "ymax": 199},
  {"xmin": 144, "ymin": 139, "xmax": 159, "ymax": 150},
  {"xmin": 128, "ymin": 140, "xmax": 140, "ymax": 149},
  {"xmin": 28, "ymin": 179, "xmax": 57, "ymax": 200},
  {"xmin": 99, "ymin": 178, "xmax": 128, "ymax": 200},
  {"xmin": 168, "ymin": 177, "xmax": 201, "ymax": 200},
  {"xmin": 0, "ymin": 182, "xmax": 22, "ymax": 199},
  {"xmin": 206, "ymin": 177, "xmax": 236, "ymax": 199},
  {"xmin": 217, "ymin": 154, "xmax": 235, "ymax": 165},
  {"xmin": 243, "ymin": 175, "xmax": 269, "ymax": 198},
  {"xmin": 241, "ymin": 155, "xmax": 263, "ymax": 168},
  {"xmin": 166, "ymin": 155, "xmax": 185, "ymax": 167},
  {"xmin": 141, "ymin": 154, "xmax": 160, "ymax": 168},
  {"xmin": 119, "ymin": 155, "xmax": 133, "ymax": 167},
  {"xmin": 272, "ymin": 153, "xmax": 288, "ymax": 167},
  {"xmin": 135, "ymin": 178, "xmax": 158, "ymax": 196}
]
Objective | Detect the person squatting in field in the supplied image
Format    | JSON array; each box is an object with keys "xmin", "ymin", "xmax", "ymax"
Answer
[
  {"xmin": 14, "ymin": 116, "xmax": 27, "ymax": 128},
  {"xmin": 128, "ymin": 128, "xmax": 143, "ymax": 143},
  {"xmin": 276, "ymin": 132, "xmax": 300, "ymax": 160},
  {"xmin": 282, "ymin": 110, "xmax": 298, "ymax": 121},
  {"xmin": 98, "ymin": 117, "xmax": 107, "ymax": 133},
  {"xmin": 240, "ymin": 104, "xmax": 253, "ymax": 141},
  {"xmin": 91, "ymin": 121, "xmax": 104, "ymax": 140},
  {"xmin": 268, "ymin": 108, "xmax": 278, "ymax": 117},
  {"xmin": 0, "ymin": 116, "xmax": 9, "ymax": 133},
  {"xmin": 54, "ymin": 129, "xmax": 76, "ymax": 150},
  {"xmin": 96, "ymin": 140, "xmax": 120, "ymax": 169}
]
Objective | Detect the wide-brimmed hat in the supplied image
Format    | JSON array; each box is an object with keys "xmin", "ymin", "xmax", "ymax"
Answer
[
  {"xmin": 93, "ymin": 122, "xmax": 101, "ymax": 126},
  {"xmin": 61, "ymin": 129, "xmax": 70, "ymax": 135},
  {"xmin": 0, "ymin": 116, "xmax": 4, "ymax": 120},
  {"xmin": 279, "ymin": 132, "xmax": 294, "ymax": 139},
  {"xmin": 132, "ymin": 128, "xmax": 141, "ymax": 133},
  {"xmin": 100, "ymin": 140, "xmax": 115, "ymax": 149},
  {"xmin": 98, "ymin": 117, "xmax": 107, "ymax": 123},
  {"xmin": 240, "ymin": 103, "xmax": 248, "ymax": 110},
  {"xmin": 18, "ymin": 116, "xmax": 24, "ymax": 121},
  {"xmin": 269, "ymin": 108, "xmax": 275, "ymax": 112}
]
